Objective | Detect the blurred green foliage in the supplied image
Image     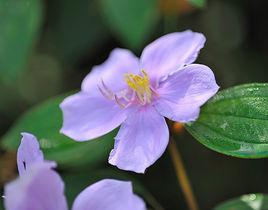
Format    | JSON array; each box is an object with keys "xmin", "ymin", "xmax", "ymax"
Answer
[
  {"xmin": 100, "ymin": 0, "xmax": 160, "ymax": 50},
  {"xmin": 188, "ymin": 0, "xmax": 206, "ymax": 8},
  {"xmin": 48, "ymin": 0, "xmax": 109, "ymax": 64},
  {"xmin": 0, "ymin": 0, "xmax": 42, "ymax": 83}
]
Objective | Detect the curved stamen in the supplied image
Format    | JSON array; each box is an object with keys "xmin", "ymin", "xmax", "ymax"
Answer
[
  {"xmin": 98, "ymin": 79, "xmax": 114, "ymax": 100},
  {"xmin": 99, "ymin": 70, "xmax": 153, "ymax": 108},
  {"xmin": 115, "ymin": 94, "xmax": 127, "ymax": 108}
]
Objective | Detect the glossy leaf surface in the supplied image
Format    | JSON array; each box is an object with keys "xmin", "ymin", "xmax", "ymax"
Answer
[
  {"xmin": 214, "ymin": 194, "xmax": 268, "ymax": 210},
  {"xmin": 186, "ymin": 83, "xmax": 268, "ymax": 158}
]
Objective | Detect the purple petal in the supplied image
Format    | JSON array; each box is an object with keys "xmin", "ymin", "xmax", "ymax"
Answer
[
  {"xmin": 154, "ymin": 64, "xmax": 219, "ymax": 122},
  {"xmin": 60, "ymin": 92, "xmax": 128, "ymax": 141},
  {"xmin": 72, "ymin": 179, "xmax": 145, "ymax": 210},
  {"xmin": 109, "ymin": 106, "xmax": 169, "ymax": 173},
  {"xmin": 4, "ymin": 162, "xmax": 68, "ymax": 210},
  {"xmin": 82, "ymin": 48, "xmax": 139, "ymax": 96},
  {"xmin": 140, "ymin": 30, "xmax": 205, "ymax": 81},
  {"xmin": 17, "ymin": 133, "xmax": 44, "ymax": 176}
]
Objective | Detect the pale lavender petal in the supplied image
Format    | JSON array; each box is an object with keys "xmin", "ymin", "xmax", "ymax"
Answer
[
  {"xmin": 140, "ymin": 30, "xmax": 205, "ymax": 81},
  {"xmin": 60, "ymin": 92, "xmax": 128, "ymax": 141},
  {"xmin": 154, "ymin": 64, "xmax": 219, "ymax": 122},
  {"xmin": 4, "ymin": 162, "xmax": 68, "ymax": 210},
  {"xmin": 109, "ymin": 106, "xmax": 169, "ymax": 173},
  {"xmin": 72, "ymin": 179, "xmax": 145, "ymax": 210},
  {"xmin": 82, "ymin": 48, "xmax": 139, "ymax": 96},
  {"xmin": 17, "ymin": 132, "xmax": 44, "ymax": 176}
]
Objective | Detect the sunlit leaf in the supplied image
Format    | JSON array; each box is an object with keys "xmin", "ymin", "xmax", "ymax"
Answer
[
  {"xmin": 186, "ymin": 83, "xmax": 268, "ymax": 158},
  {"xmin": 1, "ymin": 93, "xmax": 115, "ymax": 168},
  {"xmin": 0, "ymin": 0, "xmax": 42, "ymax": 82},
  {"xmin": 214, "ymin": 194, "xmax": 268, "ymax": 210}
]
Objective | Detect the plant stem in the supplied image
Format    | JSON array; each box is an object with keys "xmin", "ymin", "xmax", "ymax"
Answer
[{"xmin": 168, "ymin": 137, "xmax": 199, "ymax": 210}]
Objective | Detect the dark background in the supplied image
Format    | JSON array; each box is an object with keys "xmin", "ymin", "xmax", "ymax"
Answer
[{"xmin": 0, "ymin": 0, "xmax": 268, "ymax": 209}]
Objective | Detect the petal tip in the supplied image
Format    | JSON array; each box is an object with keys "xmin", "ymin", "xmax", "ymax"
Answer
[
  {"xmin": 20, "ymin": 132, "xmax": 34, "ymax": 139},
  {"xmin": 108, "ymin": 158, "xmax": 146, "ymax": 174},
  {"xmin": 59, "ymin": 128, "xmax": 82, "ymax": 142}
]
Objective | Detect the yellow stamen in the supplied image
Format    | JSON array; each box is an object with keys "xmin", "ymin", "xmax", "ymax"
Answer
[{"xmin": 125, "ymin": 70, "xmax": 152, "ymax": 104}]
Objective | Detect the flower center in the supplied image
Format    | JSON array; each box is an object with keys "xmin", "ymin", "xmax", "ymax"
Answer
[
  {"xmin": 125, "ymin": 70, "xmax": 152, "ymax": 104},
  {"xmin": 98, "ymin": 70, "xmax": 153, "ymax": 108}
]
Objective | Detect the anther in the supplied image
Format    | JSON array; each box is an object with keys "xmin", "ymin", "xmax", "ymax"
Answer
[{"xmin": 124, "ymin": 70, "xmax": 152, "ymax": 105}]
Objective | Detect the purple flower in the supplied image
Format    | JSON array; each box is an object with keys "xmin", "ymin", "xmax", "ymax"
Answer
[
  {"xmin": 4, "ymin": 133, "xmax": 145, "ymax": 210},
  {"xmin": 17, "ymin": 132, "xmax": 44, "ymax": 176},
  {"xmin": 60, "ymin": 30, "xmax": 219, "ymax": 173},
  {"xmin": 4, "ymin": 161, "xmax": 68, "ymax": 210}
]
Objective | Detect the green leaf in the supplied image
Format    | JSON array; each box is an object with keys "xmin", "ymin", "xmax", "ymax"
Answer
[
  {"xmin": 1, "ymin": 93, "xmax": 115, "ymax": 168},
  {"xmin": 186, "ymin": 83, "xmax": 268, "ymax": 158},
  {"xmin": 0, "ymin": 0, "xmax": 42, "ymax": 82},
  {"xmin": 63, "ymin": 168, "xmax": 164, "ymax": 210},
  {"xmin": 100, "ymin": 0, "xmax": 160, "ymax": 49},
  {"xmin": 214, "ymin": 194, "xmax": 268, "ymax": 210},
  {"xmin": 188, "ymin": 0, "xmax": 206, "ymax": 8}
]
